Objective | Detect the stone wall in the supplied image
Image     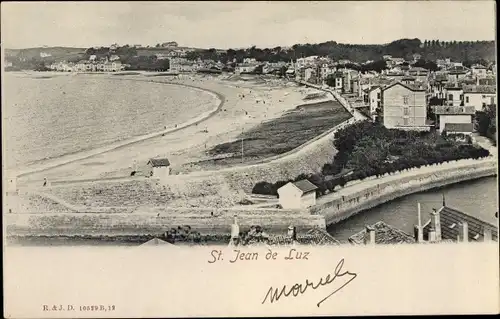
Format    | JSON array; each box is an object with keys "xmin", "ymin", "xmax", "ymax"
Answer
[
  {"xmin": 5, "ymin": 210, "xmax": 325, "ymax": 237},
  {"xmin": 311, "ymin": 158, "xmax": 497, "ymax": 225}
]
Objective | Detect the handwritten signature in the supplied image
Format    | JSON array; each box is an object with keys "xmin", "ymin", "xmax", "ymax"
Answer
[{"xmin": 261, "ymin": 258, "xmax": 358, "ymax": 307}]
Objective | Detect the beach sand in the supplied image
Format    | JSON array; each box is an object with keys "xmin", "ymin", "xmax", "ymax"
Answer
[{"xmin": 17, "ymin": 74, "xmax": 328, "ymax": 186}]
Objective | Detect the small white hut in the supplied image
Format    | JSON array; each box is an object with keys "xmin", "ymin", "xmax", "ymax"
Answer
[
  {"xmin": 146, "ymin": 158, "xmax": 171, "ymax": 178},
  {"xmin": 277, "ymin": 180, "xmax": 318, "ymax": 209}
]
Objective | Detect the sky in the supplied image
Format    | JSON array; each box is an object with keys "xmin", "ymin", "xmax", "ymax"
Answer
[{"xmin": 1, "ymin": 1, "xmax": 496, "ymax": 49}]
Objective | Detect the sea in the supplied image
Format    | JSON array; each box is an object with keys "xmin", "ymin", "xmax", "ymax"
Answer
[
  {"xmin": 328, "ymin": 176, "xmax": 498, "ymax": 241},
  {"xmin": 2, "ymin": 72, "xmax": 216, "ymax": 170}
]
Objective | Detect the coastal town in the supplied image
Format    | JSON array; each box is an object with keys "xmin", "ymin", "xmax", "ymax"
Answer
[{"xmin": 4, "ymin": 39, "xmax": 498, "ymax": 247}]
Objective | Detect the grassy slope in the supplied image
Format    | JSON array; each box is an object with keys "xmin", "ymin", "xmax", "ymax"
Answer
[{"xmin": 201, "ymin": 100, "xmax": 351, "ymax": 167}]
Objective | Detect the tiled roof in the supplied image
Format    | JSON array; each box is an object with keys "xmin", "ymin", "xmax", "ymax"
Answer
[
  {"xmin": 423, "ymin": 206, "xmax": 498, "ymax": 241},
  {"xmin": 383, "ymin": 81, "xmax": 426, "ymax": 92},
  {"xmin": 463, "ymin": 85, "xmax": 496, "ymax": 94},
  {"xmin": 478, "ymin": 77, "xmax": 496, "ymax": 85},
  {"xmin": 444, "ymin": 84, "xmax": 463, "ymax": 90},
  {"xmin": 293, "ymin": 180, "xmax": 318, "ymax": 194},
  {"xmin": 266, "ymin": 228, "xmax": 341, "ymax": 246},
  {"xmin": 433, "ymin": 74, "xmax": 449, "ymax": 82},
  {"xmin": 409, "ymin": 67, "xmax": 428, "ymax": 72},
  {"xmin": 148, "ymin": 158, "xmax": 171, "ymax": 167},
  {"xmin": 348, "ymin": 221, "xmax": 416, "ymax": 245},
  {"xmin": 444, "ymin": 123, "xmax": 474, "ymax": 133},
  {"xmin": 434, "ymin": 105, "xmax": 476, "ymax": 115}
]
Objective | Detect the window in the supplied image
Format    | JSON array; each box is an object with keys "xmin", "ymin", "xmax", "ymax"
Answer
[
  {"xmin": 448, "ymin": 94, "xmax": 453, "ymax": 101},
  {"xmin": 377, "ymin": 92, "xmax": 381, "ymax": 99},
  {"xmin": 403, "ymin": 107, "xmax": 410, "ymax": 116},
  {"xmin": 403, "ymin": 118, "xmax": 409, "ymax": 126},
  {"xmin": 403, "ymin": 96, "xmax": 409, "ymax": 104},
  {"xmin": 465, "ymin": 96, "xmax": 469, "ymax": 103}
]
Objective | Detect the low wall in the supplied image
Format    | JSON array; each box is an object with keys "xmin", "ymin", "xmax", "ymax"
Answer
[
  {"xmin": 311, "ymin": 158, "xmax": 497, "ymax": 225},
  {"xmin": 4, "ymin": 211, "xmax": 325, "ymax": 237}
]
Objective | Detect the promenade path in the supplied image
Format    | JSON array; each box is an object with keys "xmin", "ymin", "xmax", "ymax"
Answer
[
  {"xmin": 316, "ymin": 157, "xmax": 497, "ymax": 207},
  {"xmin": 297, "ymin": 81, "xmax": 369, "ymax": 122}
]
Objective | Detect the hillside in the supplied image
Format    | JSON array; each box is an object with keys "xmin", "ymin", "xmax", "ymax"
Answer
[
  {"xmin": 187, "ymin": 38, "xmax": 496, "ymax": 64},
  {"xmin": 5, "ymin": 46, "xmax": 86, "ymax": 59},
  {"xmin": 4, "ymin": 38, "xmax": 496, "ymax": 67}
]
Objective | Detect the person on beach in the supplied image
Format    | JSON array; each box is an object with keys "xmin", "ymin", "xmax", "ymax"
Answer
[{"xmin": 43, "ymin": 178, "xmax": 47, "ymax": 187}]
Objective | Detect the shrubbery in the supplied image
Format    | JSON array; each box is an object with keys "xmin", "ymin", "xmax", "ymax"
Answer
[{"xmin": 252, "ymin": 121, "xmax": 490, "ymax": 196}]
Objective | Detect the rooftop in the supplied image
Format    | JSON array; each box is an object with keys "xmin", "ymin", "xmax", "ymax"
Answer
[
  {"xmin": 444, "ymin": 123, "xmax": 474, "ymax": 133},
  {"xmin": 266, "ymin": 227, "xmax": 341, "ymax": 246},
  {"xmin": 348, "ymin": 221, "xmax": 416, "ymax": 245},
  {"xmin": 383, "ymin": 81, "xmax": 426, "ymax": 92},
  {"xmin": 293, "ymin": 180, "xmax": 318, "ymax": 194},
  {"xmin": 423, "ymin": 206, "xmax": 498, "ymax": 242},
  {"xmin": 148, "ymin": 158, "xmax": 171, "ymax": 167},
  {"xmin": 434, "ymin": 105, "xmax": 476, "ymax": 115},
  {"xmin": 463, "ymin": 85, "xmax": 496, "ymax": 94}
]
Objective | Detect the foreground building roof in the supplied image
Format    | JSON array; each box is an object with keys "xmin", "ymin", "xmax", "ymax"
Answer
[{"xmin": 348, "ymin": 221, "xmax": 416, "ymax": 245}]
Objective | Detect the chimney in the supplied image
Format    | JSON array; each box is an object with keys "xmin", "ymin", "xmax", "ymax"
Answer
[
  {"xmin": 458, "ymin": 221, "xmax": 469, "ymax": 243},
  {"xmin": 483, "ymin": 228, "xmax": 492, "ymax": 242},
  {"xmin": 230, "ymin": 215, "xmax": 240, "ymax": 240},
  {"xmin": 416, "ymin": 203, "xmax": 424, "ymax": 243},
  {"xmin": 428, "ymin": 227, "xmax": 437, "ymax": 243},
  {"xmin": 364, "ymin": 225, "xmax": 376, "ymax": 245},
  {"xmin": 287, "ymin": 225, "xmax": 297, "ymax": 241},
  {"xmin": 430, "ymin": 208, "xmax": 442, "ymax": 241}
]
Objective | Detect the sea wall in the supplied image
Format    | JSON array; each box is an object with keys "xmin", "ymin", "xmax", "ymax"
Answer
[
  {"xmin": 4, "ymin": 210, "xmax": 325, "ymax": 238},
  {"xmin": 311, "ymin": 157, "xmax": 497, "ymax": 225}
]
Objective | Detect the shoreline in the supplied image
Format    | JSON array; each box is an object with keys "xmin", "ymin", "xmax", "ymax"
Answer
[
  {"xmin": 11, "ymin": 76, "xmax": 225, "ymax": 178},
  {"xmin": 15, "ymin": 74, "xmax": 308, "ymax": 184}
]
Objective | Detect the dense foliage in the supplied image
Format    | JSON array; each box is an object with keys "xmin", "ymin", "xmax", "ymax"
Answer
[
  {"xmin": 475, "ymin": 105, "xmax": 497, "ymax": 142},
  {"xmin": 252, "ymin": 121, "xmax": 490, "ymax": 196},
  {"xmin": 185, "ymin": 39, "xmax": 495, "ymax": 64}
]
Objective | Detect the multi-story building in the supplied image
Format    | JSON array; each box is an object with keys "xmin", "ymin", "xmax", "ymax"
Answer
[
  {"xmin": 463, "ymin": 85, "xmax": 497, "ymax": 111},
  {"xmin": 381, "ymin": 82, "xmax": 428, "ymax": 130},
  {"xmin": 444, "ymin": 84, "xmax": 463, "ymax": 107},
  {"xmin": 471, "ymin": 64, "xmax": 488, "ymax": 77},
  {"xmin": 368, "ymin": 86, "xmax": 382, "ymax": 119}
]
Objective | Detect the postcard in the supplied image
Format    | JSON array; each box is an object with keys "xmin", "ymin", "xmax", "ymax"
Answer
[{"xmin": 2, "ymin": 1, "xmax": 499, "ymax": 317}]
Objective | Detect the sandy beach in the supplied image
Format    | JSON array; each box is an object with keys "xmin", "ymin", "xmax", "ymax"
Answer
[{"xmin": 16, "ymin": 73, "xmax": 329, "ymax": 186}]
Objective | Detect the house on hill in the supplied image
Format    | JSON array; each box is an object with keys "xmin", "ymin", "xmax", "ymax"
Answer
[
  {"xmin": 277, "ymin": 180, "xmax": 318, "ymax": 209},
  {"xmin": 146, "ymin": 158, "xmax": 171, "ymax": 179}
]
